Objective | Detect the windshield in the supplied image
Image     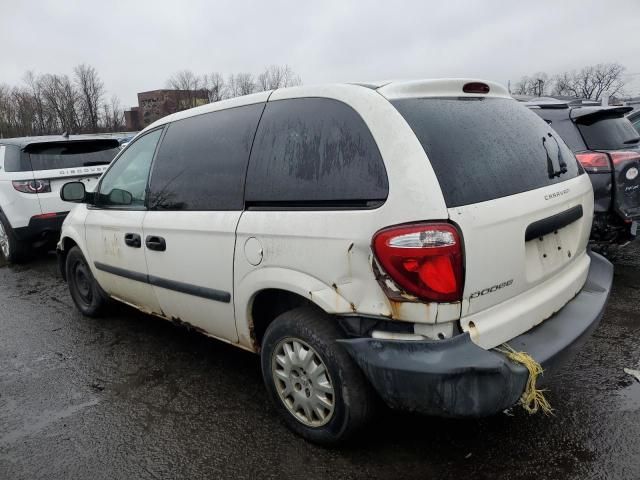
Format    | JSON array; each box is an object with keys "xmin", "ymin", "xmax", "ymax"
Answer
[
  {"xmin": 392, "ymin": 97, "xmax": 582, "ymax": 207},
  {"xmin": 7, "ymin": 140, "xmax": 120, "ymax": 172}
]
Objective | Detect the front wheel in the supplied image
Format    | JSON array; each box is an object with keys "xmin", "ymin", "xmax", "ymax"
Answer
[
  {"xmin": 261, "ymin": 307, "xmax": 375, "ymax": 445},
  {"xmin": 65, "ymin": 246, "xmax": 109, "ymax": 317}
]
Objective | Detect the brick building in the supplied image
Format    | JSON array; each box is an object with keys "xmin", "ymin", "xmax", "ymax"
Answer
[{"xmin": 124, "ymin": 89, "xmax": 209, "ymax": 131}]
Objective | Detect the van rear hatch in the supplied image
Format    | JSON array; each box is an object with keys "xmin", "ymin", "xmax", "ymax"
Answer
[{"xmin": 391, "ymin": 94, "xmax": 593, "ymax": 349}]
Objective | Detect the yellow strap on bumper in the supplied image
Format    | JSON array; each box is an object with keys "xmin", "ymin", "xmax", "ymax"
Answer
[{"xmin": 496, "ymin": 343, "xmax": 554, "ymax": 416}]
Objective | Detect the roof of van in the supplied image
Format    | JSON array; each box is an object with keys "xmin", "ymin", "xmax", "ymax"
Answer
[
  {"xmin": 0, "ymin": 133, "xmax": 127, "ymax": 149},
  {"xmin": 145, "ymin": 78, "xmax": 511, "ymax": 130}
]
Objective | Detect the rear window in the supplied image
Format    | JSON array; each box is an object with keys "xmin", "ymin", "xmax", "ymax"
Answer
[
  {"xmin": 530, "ymin": 108, "xmax": 586, "ymax": 152},
  {"xmin": 6, "ymin": 140, "xmax": 120, "ymax": 172},
  {"xmin": 392, "ymin": 97, "xmax": 582, "ymax": 207},
  {"xmin": 575, "ymin": 115, "xmax": 640, "ymax": 150}
]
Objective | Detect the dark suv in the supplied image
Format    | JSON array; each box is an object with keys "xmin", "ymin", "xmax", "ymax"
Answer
[{"xmin": 524, "ymin": 100, "xmax": 640, "ymax": 249}]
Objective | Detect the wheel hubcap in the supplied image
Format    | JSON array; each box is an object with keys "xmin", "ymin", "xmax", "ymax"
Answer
[
  {"xmin": 73, "ymin": 260, "xmax": 93, "ymax": 305},
  {"xmin": 272, "ymin": 338, "xmax": 335, "ymax": 427},
  {"xmin": 0, "ymin": 221, "xmax": 10, "ymax": 258}
]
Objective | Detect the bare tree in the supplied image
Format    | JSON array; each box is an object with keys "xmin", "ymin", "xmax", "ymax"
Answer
[
  {"xmin": 553, "ymin": 63, "xmax": 626, "ymax": 100},
  {"xmin": 227, "ymin": 73, "xmax": 256, "ymax": 97},
  {"xmin": 167, "ymin": 69, "xmax": 204, "ymax": 109},
  {"xmin": 102, "ymin": 95, "xmax": 125, "ymax": 132},
  {"xmin": 203, "ymin": 72, "xmax": 226, "ymax": 102},
  {"xmin": 74, "ymin": 64, "xmax": 104, "ymax": 131},
  {"xmin": 40, "ymin": 74, "xmax": 80, "ymax": 133},
  {"xmin": 257, "ymin": 65, "xmax": 302, "ymax": 90},
  {"xmin": 513, "ymin": 72, "xmax": 549, "ymax": 97}
]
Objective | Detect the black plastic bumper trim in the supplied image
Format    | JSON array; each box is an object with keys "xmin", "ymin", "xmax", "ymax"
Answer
[
  {"xmin": 13, "ymin": 211, "xmax": 69, "ymax": 241},
  {"xmin": 338, "ymin": 251, "xmax": 613, "ymax": 417},
  {"xmin": 93, "ymin": 262, "xmax": 231, "ymax": 303}
]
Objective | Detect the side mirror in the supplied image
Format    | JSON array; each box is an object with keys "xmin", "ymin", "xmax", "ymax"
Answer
[
  {"xmin": 107, "ymin": 188, "xmax": 133, "ymax": 206},
  {"xmin": 60, "ymin": 182, "xmax": 87, "ymax": 203}
]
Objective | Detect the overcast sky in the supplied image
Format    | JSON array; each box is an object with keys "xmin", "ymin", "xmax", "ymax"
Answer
[{"xmin": 2, "ymin": 0, "xmax": 640, "ymax": 108}]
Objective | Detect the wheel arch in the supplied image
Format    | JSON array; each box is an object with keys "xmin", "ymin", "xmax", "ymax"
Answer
[{"xmin": 236, "ymin": 267, "xmax": 354, "ymax": 351}]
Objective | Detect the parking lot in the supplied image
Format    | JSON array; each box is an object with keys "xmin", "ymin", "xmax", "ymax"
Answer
[{"xmin": 0, "ymin": 243, "xmax": 638, "ymax": 479}]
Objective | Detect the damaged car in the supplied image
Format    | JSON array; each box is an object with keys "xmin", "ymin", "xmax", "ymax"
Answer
[
  {"xmin": 524, "ymin": 99, "xmax": 640, "ymax": 250},
  {"xmin": 57, "ymin": 79, "xmax": 614, "ymax": 444}
]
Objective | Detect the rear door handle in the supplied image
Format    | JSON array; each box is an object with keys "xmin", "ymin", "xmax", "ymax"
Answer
[
  {"xmin": 124, "ymin": 233, "xmax": 141, "ymax": 248},
  {"xmin": 145, "ymin": 235, "xmax": 166, "ymax": 252}
]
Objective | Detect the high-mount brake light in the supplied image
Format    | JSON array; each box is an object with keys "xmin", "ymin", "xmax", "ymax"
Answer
[
  {"xmin": 372, "ymin": 223, "xmax": 464, "ymax": 302},
  {"xmin": 575, "ymin": 152, "xmax": 611, "ymax": 173},
  {"xmin": 462, "ymin": 82, "xmax": 490, "ymax": 94}
]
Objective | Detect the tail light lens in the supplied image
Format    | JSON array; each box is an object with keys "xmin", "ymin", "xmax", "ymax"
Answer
[
  {"xmin": 12, "ymin": 179, "xmax": 51, "ymax": 194},
  {"xmin": 463, "ymin": 82, "xmax": 490, "ymax": 94},
  {"xmin": 575, "ymin": 152, "xmax": 610, "ymax": 173},
  {"xmin": 373, "ymin": 223, "xmax": 464, "ymax": 302},
  {"xmin": 609, "ymin": 151, "xmax": 640, "ymax": 166}
]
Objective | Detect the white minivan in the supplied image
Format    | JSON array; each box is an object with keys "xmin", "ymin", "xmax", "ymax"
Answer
[
  {"xmin": 0, "ymin": 135, "xmax": 120, "ymax": 262},
  {"xmin": 57, "ymin": 79, "xmax": 614, "ymax": 444}
]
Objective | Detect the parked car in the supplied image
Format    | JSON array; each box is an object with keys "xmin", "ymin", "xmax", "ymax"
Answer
[
  {"xmin": 57, "ymin": 79, "xmax": 614, "ymax": 444},
  {"xmin": 523, "ymin": 100, "xmax": 640, "ymax": 249},
  {"xmin": 628, "ymin": 109, "xmax": 640, "ymax": 133},
  {"xmin": 0, "ymin": 135, "xmax": 121, "ymax": 262}
]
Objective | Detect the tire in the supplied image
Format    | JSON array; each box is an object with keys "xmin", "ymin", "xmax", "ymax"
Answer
[
  {"xmin": 261, "ymin": 307, "xmax": 375, "ymax": 445},
  {"xmin": 65, "ymin": 246, "xmax": 109, "ymax": 317},
  {"xmin": 0, "ymin": 211, "xmax": 30, "ymax": 264}
]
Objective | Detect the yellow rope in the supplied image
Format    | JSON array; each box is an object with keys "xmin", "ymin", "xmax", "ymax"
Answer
[{"xmin": 496, "ymin": 343, "xmax": 554, "ymax": 416}]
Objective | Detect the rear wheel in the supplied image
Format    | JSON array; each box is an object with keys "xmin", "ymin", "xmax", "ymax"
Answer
[
  {"xmin": 261, "ymin": 307, "xmax": 375, "ymax": 445},
  {"xmin": 0, "ymin": 211, "xmax": 29, "ymax": 264},
  {"xmin": 66, "ymin": 246, "xmax": 109, "ymax": 317}
]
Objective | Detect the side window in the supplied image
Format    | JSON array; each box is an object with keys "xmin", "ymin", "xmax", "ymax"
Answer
[
  {"xmin": 148, "ymin": 103, "xmax": 265, "ymax": 211},
  {"xmin": 245, "ymin": 98, "xmax": 388, "ymax": 208},
  {"xmin": 2, "ymin": 145, "xmax": 26, "ymax": 172},
  {"xmin": 96, "ymin": 129, "xmax": 162, "ymax": 208}
]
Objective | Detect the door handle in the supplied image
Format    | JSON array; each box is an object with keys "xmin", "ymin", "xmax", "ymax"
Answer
[
  {"xmin": 124, "ymin": 233, "xmax": 141, "ymax": 248},
  {"xmin": 145, "ymin": 235, "xmax": 166, "ymax": 252}
]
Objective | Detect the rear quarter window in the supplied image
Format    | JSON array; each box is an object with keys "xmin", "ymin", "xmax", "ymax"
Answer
[
  {"xmin": 392, "ymin": 97, "xmax": 582, "ymax": 207},
  {"xmin": 244, "ymin": 97, "xmax": 388, "ymax": 208},
  {"xmin": 0, "ymin": 145, "xmax": 23, "ymax": 172}
]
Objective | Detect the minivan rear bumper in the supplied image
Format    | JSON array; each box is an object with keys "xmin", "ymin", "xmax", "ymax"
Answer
[{"xmin": 338, "ymin": 251, "xmax": 613, "ymax": 417}]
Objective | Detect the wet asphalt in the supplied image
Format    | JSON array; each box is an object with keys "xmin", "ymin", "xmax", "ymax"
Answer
[{"xmin": 0, "ymin": 245, "xmax": 639, "ymax": 480}]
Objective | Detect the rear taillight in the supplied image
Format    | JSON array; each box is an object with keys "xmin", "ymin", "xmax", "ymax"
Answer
[
  {"xmin": 575, "ymin": 152, "xmax": 611, "ymax": 173},
  {"xmin": 12, "ymin": 179, "xmax": 51, "ymax": 194},
  {"xmin": 609, "ymin": 151, "xmax": 640, "ymax": 166},
  {"xmin": 372, "ymin": 223, "xmax": 464, "ymax": 302}
]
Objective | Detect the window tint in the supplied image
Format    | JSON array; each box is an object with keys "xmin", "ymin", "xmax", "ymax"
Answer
[
  {"xmin": 531, "ymin": 109, "xmax": 586, "ymax": 151},
  {"xmin": 148, "ymin": 103, "xmax": 264, "ymax": 211},
  {"xmin": 245, "ymin": 98, "xmax": 388, "ymax": 208},
  {"xmin": 392, "ymin": 97, "xmax": 582, "ymax": 208},
  {"xmin": 576, "ymin": 115, "xmax": 640, "ymax": 150},
  {"xmin": 96, "ymin": 129, "xmax": 162, "ymax": 208},
  {"xmin": 632, "ymin": 115, "xmax": 640, "ymax": 132},
  {"xmin": 1, "ymin": 145, "xmax": 22, "ymax": 172}
]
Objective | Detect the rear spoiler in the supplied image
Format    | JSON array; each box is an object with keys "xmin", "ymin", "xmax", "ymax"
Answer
[{"xmin": 571, "ymin": 106, "xmax": 634, "ymax": 125}]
